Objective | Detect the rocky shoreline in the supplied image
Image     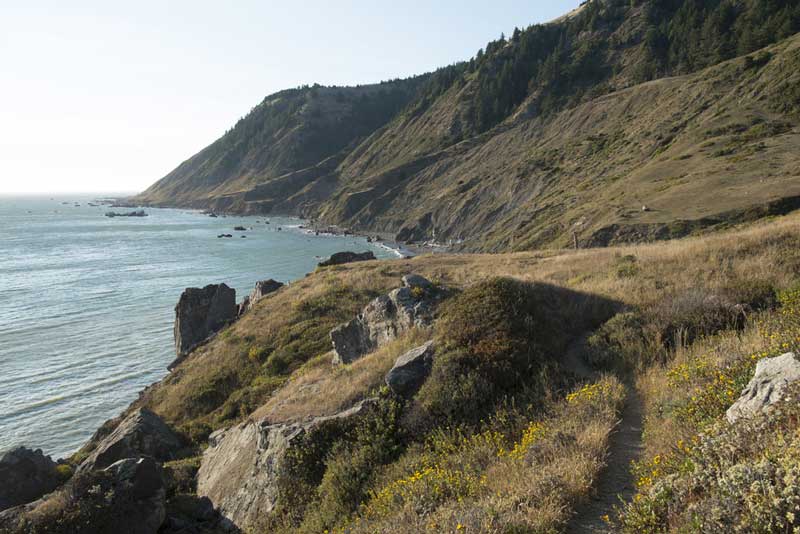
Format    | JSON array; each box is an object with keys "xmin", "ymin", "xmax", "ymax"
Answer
[{"xmin": 0, "ymin": 249, "xmax": 409, "ymax": 533}]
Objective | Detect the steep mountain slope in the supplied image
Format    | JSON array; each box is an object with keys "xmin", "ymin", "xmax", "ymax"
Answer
[
  {"xmin": 135, "ymin": 0, "xmax": 800, "ymax": 250},
  {"xmin": 136, "ymin": 79, "xmax": 427, "ymax": 209},
  {"xmin": 323, "ymin": 36, "xmax": 800, "ymax": 251}
]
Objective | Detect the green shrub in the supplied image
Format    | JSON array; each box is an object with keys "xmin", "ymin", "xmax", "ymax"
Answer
[
  {"xmin": 586, "ymin": 311, "xmax": 660, "ymax": 371},
  {"xmin": 300, "ymin": 399, "xmax": 404, "ymax": 533},
  {"xmin": 54, "ymin": 463, "xmax": 73, "ymax": 482},
  {"xmin": 163, "ymin": 457, "xmax": 201, "ymax": 496},
  {"xmin": 615, "ymin": 254, "xmax": 640, "ymax": 279},
  {"xmin": 417, "ymin": 278, "xmax": 582, "ymax": 425}
]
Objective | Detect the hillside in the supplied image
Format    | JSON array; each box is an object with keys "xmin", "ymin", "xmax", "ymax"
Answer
[
  {"xmin": 135, "ymin": 0, "xmax": 800, "ymax": 251},
  {"xmin": 5, "ymin": 211, "xmax": 800, "ymax": 533},
  {"xmin": 137, "ymin": 79, "xmax": 428, "ymax": 210}
]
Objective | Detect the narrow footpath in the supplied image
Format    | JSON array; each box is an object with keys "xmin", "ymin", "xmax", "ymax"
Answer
[{"xmin": 567, "ymin": 386, "xmax": 645, "ymax": 533}]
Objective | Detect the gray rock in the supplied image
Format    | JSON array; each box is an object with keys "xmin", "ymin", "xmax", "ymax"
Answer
[
  {"xmin": 78, "ymin": 408, "xmax": 182, "ymax": 473},
  {"xmin": 250, "ymin": 279, "xmax": 284, "ymax": 305},
  {"xmin": 237, "ymin": 295, "xmax": 251, "ymax": 317},
  {"xmin": 197, "ymin": 399, "xmax": 376, "ymax": 531},
  {"xmin": 386, "ymin": 341, "xmax": 435, "ymax": 397},
  {"xmin": 0, "ymin": 447, "xmax": 60, "ymax": 512},
  {"xmin": 104, "ymin": 457, "xmax": 167, "ymax": 534},
  {"xmin": 0, "ymin": 457, "xmax": 166, "ymax": 534},
  {"xmin": 237, "ymin": 280, "xmax": 283, "ymax": 318},
  {"xmin": 172, "ymin": 284, "xmax": 237, "ymax": 369},
  {"xmin": 726, "ymin": 352, "xmax": 800, "ymax": 423},
  {"xmin": 402, "ymin": 274, "xmax": 433, "ymax": 291},
  {"xmin": 318, "ymin": 251, "xmax": 376, "ymax": 268},
  {"xmin": 330, "ymin": 275, "xmax": 437, "ymax": 365}
]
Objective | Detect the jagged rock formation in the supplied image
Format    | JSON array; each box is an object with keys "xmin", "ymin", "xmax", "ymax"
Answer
[
  {"xmin": 237, "ymin": 295, "xmax": 251, "ymax": 317},
  {"xmin": 318, "ymin": 251, "xmax": 376, "ymax": 267},
  {"xmin": 330, "ymin": 275, "xmax": 437, "ymax": 364},
  {"xmin": 78, "ymin": 408, "xmax": 183, "ymax": 473},
  {"xmin": 250, "ymin": 279, "xmax": 284, "ymax": 304},
  {"xmin": 0, "ymin": 447, "xmax": 61, "ymax": 512},
  {"xmin": 196, "ymin": 399, "xmax": 377, "ymax": 531},
  {"xmin": 726, "ymin": 352, "xmax": 800, "ymax": 423},
  {"xmin": 0, "ymin": 457, "xmax": 166, "ymax": 534},
  {"xmin": 172, "ymin": 284, "xmax": 237, "ymax": 369},
  {"xmin": 385, "ymin": 341, "xmax": 436, "ymax": 397},
  {"xmin": 238, "ymin": 279, "xmax": 284, "ymax": 316}
]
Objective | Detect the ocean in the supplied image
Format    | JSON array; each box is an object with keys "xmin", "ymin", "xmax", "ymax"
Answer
[{"xmin": 0, "ymin": 195, "xmax": 396, "ymax": 459}]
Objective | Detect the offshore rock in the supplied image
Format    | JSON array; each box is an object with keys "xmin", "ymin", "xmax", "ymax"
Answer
[{"xmin": 318, "ymin": 251, "xmax": 375, "ymax": 267}]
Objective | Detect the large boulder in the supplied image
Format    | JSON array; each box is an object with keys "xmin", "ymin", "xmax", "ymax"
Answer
[
  {"xmin": 172, "ymin": 284, "xmax": 237, "ymax": 369},
  {"xmin": 0, "ymin": 457, "xmax": 166, "ymax": 534},
  {"xmin": 385, "ymin": 341, "xmax": 436, "ymax": 397},
  {"xmin": 197, "ymin": 399, "xmax": 376, "ymax": 531},
  {"xmin": 78, "ymin": 408, "xmax": 183, "ymax": 473},
  {"xmin": 0, "ymin": 447, "xmax": 61, "ymax": 512},
  {"xmin": 726, "ymin": 352, "xmax": 800, "ymax": 423},
  {"xmin": 318, "ymin": 251, "xmax": 375, "ymax": 268},
  {"xmin": 330, "ymin": 275, "xmax": 438, "ymax": 365}
]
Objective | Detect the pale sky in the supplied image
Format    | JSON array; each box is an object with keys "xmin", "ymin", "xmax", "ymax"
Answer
[{"xmin": 0, "ymin": 1, "xmax": 581, "ymax": 194}]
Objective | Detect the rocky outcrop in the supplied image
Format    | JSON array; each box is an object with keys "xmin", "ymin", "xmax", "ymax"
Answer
[
  {"xmin": 237, "ymin": 279, "xmax": 283, "ymax": 317},
  {"xmin": 318, "ymin": 251, "xmax": 376, "ymax": 267},
  {"xmin": 237, "ymin": 295, "xmax": 251, "ymax": 317},
  {"xmin": 0, "ymin": 457, "xmax": 166, "ymax": 534},
  {"xmin": 726, "ymin": 352, "xmax": 800, "ymax": 423},
  {"xmin": 104, "ymin": 457, "xmax": 167, "ymax": 533},
  {"xmin": 385, "ymin": 341, "xmax": 435, "ymax": 397},
  {"xmin": 330, "ymin": 275, "xmax": 438, "ymax": 364},
  {"xmin": 0, "ymin": 447, "xmax": 61, "ymax": 512},
  {"xmin": 78, "ymin": 408, "xmax": 183, "ymax": 473},
  {"xmin": 197, "ymin": 399, "xmax": 376, "ymax": 531},
  {"xmin": 172, "ymin": 284, "xmax": 237, "ymax": 369},
  {"xmin": 250, "ymin": 279, "xmax": 284, "ymax": 305}
]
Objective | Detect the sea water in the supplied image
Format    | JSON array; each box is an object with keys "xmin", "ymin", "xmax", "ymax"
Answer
[{"xmin": 0, "ymin": 195, "xmax": 396, "ymax": 459}]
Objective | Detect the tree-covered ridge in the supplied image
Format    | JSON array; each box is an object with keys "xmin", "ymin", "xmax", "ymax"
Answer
[{"xmin": 407, "ymin": 0, "xmax": 800, "ymax": 137}]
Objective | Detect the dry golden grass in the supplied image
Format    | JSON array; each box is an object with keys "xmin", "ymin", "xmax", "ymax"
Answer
[
  {"xmin": 122, "ymin": 211, "xmax": 800, "ymax": 533},
  {"xmin": 135, "ymin": 211, "xmax": 800, "ymax": 442},
  {"xmin": 339, "ymin": 376, "xmax": 626, "ymax": 534},
  {"xmin": 253, "ymin": 329, "xmax": 430, "ymax": 423},
  {"xmin": 635, "ymin": 323, "xmax": 771, "ymax": 460}
]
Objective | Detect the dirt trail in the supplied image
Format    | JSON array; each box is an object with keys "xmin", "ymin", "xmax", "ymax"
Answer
[{"xmin": 567, "ymin": 386, "xmax": 645, "ymax": 533}]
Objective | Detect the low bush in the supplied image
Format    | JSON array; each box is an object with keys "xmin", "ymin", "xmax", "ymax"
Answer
[
  {"xmin": 417, "ymin": 277, "xmax": 606, "ymax": 425},
  {"xmin": 341, "ymin": 376, "xmax": 626, "ymax": 534},
  {"xmin": 618, "ymin": 283, "xmax": 800, "ymax": 532}
]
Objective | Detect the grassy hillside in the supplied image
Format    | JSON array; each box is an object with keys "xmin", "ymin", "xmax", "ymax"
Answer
[
  {"xmin": 135, "ymin": 79, "xmax": 428, "ymax": 210},
  {"xmin": 54, "ymin": 211, "xmax": 799, "ymax": 533},
  {"xmin": 135, "ymin": 0, "xmax": 800, "ymax": 251}
]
